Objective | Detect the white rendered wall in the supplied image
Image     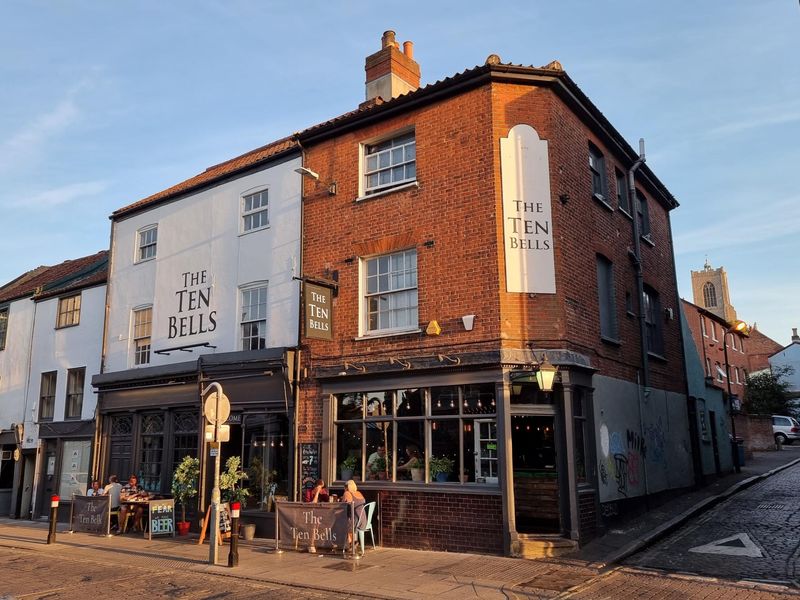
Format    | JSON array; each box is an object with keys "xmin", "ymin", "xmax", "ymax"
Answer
[
  {"xmin": 770, "ymin": 343, "xmax": 800, "ymax": 394},
  {"xmin": 103, "ymin": 156, "xmax": 302, "ymax": 373},
  {"xmin": 0, "ymin": 297, "xmax": 35, "ymax": 438},
  {"xmin": 21, "ymin": 285, "xmax": 107, "ymax": 449}
]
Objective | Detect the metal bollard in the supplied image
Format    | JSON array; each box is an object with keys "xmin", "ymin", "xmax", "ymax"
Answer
[
  {"xmin": 47, "ymin": 495, "xmax": 59, "ymax": 544},
  {"xmin": 228, "ymin": 501, "xmax": 240, "ymax": 567}
]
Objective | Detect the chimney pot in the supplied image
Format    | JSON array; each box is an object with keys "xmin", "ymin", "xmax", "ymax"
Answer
[
  {"xmin": 792, "ymin": 327, "xmax": 799, "ymax": 341},
  {"xmin": 382, "ymin": 30, "xmax": 396, "ymax": 49},
  {"xmin": 403, "ymin": 41, "xmax": 414, "ymax": 59}
]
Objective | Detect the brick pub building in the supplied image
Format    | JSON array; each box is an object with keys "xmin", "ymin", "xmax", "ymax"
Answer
[{"xmin": 295, "ymin": 32, "xmax": 692, "ymax": 556}]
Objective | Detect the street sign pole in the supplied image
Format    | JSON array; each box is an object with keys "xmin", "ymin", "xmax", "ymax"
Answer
[{"xmin": 202, "ymin": 382, "xmax": 230, "ymax": 566}]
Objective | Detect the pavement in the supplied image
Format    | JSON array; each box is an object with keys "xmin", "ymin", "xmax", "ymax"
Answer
[{"xmin": 1, "ymin": 447, "xmax": 798, "ymax": 600}]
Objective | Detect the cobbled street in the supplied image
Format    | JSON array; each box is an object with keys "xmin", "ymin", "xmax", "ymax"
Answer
[{"xmin": 625, "ymin": 455, "xmax": 800, "ymax": 586}]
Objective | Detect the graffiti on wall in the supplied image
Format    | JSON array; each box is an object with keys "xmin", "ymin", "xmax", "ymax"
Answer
[
  {"xmin": 599, "ymin": 423, "xmax": 651, "ymax": 498},
  {"xmin": 643, "ymin": 418, "xmax": 665, "ymax": 464}
]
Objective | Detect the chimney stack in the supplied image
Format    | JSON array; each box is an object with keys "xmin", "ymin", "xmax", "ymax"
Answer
[
  {"xmin": 364, "ymin": 30, "xmax": 420, "ymax": 102},
  {"xmin": 792, "ymin": 327, "xmax": 799, "ymax": 342}
]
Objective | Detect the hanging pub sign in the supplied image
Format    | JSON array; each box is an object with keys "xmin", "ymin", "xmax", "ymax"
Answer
[{"xmin": 304, "ymin": 282, "xmax": 333, "ymax": 341}]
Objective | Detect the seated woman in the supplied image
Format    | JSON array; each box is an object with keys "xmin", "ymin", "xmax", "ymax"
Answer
[
  {"xmin": 396, "ymin": 445, "xmax": 422, "ymax": 480},
  {"xmin": 342, "ymin": 479, "xmax": 366, "ymax": 551},
  {"xmin": 302, "ymin": 479, "xmax": 329, "ymax": 503}
]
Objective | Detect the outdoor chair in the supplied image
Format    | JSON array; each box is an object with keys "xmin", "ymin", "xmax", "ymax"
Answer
[{"xmin": 356, "ymin": 501, "xmax": 377, "ymax": 556}]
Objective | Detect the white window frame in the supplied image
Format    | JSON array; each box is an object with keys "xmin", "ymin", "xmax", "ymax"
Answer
[
  {"xmin": 56, "ymin": 294, "xmax": 81, "ymax": 328},
  {"xmin": 0, "ymin": 306, "xmax": 8, "ymax": 350},
  {"xmin": 240, "ymin": 282, "xmax": 268, "ymax": 351},
  {"xmin": 700, "ymin": 316, "xmax": 707, "ymax": 337},
  {"xmin": 65, "ymin": 367, "xmax": 85, "ymax": 420},
  {"xmin": 361, "ymin": 129, "xmax": 416, "ymax": 196},
  {"xmin": 241, "ymin": 187, "xmax": 269, "ymax": 233},
  {"xmin": 132, "ymin": 306, "xmax": 153, "ymax": 366},
  {"xmin": 360, "ymin": 249, "xmax": 418, "ymax": 337},
  {"xmin": 705, "ymin": 357, "xmax": 712, "ymax": 377},
  {"xmin": 136, "ymin": 225, "xmax": 158, "ymax": 263},
  {"xmin": 710, "ymin": 321, "xmax": 718, "ymax": 342}
]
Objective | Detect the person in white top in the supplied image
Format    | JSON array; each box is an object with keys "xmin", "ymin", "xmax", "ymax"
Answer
[
  {"xmin": 103, "ymin": 475, "xmax": 122, "ymax": 509},
  {"xmin": 86, "ymin": 479, "xmax": 104, "ymax": 496}
]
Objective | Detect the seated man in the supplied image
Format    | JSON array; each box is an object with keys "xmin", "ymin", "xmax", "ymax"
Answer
[
  {"xmin": 118, "ymin": 474, "xmax": 149, "ymax": 532},
  {"xmin": 104, "ymin": 475, "xmax": 122, "ymax": 531},
  {"xmin": 302, "ymin": 479, "xmax": 329, "ymax": 503}
]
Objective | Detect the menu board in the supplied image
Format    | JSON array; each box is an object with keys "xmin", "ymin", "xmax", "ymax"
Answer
[
  {"xmin": 300, "ymin": 443, "xmax": 320, "ymax": 491},
  {"xmin": 71, "ymin": 495, "xmax": 110, "ymax": 535},
  {"xmin": 148, "ymin": 498, "xmax": 175, "ymax": 539}
]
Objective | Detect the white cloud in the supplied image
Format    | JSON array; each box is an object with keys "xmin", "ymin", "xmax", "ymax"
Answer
[
  {"xmin": 674, "ymin": 195, "xmax": 800, "ymax": 255},
  {"xmin": 11, "ymin": 180, "xmax": 109, "ymax": 209}
]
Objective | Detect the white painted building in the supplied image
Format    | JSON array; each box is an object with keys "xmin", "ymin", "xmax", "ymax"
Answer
[
  {"xmin": 0, "ymin": 252, "xmax": 107, "ymax": 518},
  {"xmin": 770, "ymin": 328, "xmax": 800, "ymax": 395},
  {"xmin": 92, "ymin": 139, "xmax": 302, "ymax": 530}
]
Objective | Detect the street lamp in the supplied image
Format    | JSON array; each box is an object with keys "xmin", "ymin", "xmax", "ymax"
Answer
[
  {"xmin": 723, "ymin": 319, "xmax": 750, "ymax": 473},
  {"xmin": 535, "ymin": 355, "xmax": 558, "ymax": 393}
]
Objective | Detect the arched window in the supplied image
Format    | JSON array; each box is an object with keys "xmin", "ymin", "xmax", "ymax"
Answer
[{"xmin": 703, "ymin": 282, "xmax": 717, "ymax": 307}]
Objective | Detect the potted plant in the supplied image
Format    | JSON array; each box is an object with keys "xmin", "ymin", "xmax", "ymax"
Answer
[
  {"xmin": 429, "ymin": 455, "xmax": 455, "ymax": 482},
  {"xmin": 220, "ymin": 455, "xmax": 251, "ymax": 506},
  {"xmin": 369, "ymin": 455, "xmax": 387, "ymax": 480},
  {"xmin": 408, "ymin": 457, "xmax": 425, "ymax": 482},
  {"xmin": 339, "ymin": 454, "xmax": 358, "ymax": 481},
  {"xmin": 171, "ymin": 455, "xmax": 200, "ymax": 536}
]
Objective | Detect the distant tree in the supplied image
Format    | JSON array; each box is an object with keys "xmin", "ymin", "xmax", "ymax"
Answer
[{"xmin": 744, "ymin": 365, "xmax": 795, "ymax": 415}]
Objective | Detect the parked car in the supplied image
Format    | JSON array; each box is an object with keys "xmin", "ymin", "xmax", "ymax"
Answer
[{"xmin": 772, "ymin": 415, "xmax": 800, "ymax": 445}]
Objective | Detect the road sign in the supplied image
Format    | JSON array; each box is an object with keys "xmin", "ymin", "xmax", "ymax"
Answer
[{"xmin": 204, "ymin": 392, "xmax": 230, "ymax": 424}]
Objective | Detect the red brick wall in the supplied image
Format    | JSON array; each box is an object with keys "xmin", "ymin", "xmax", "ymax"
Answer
[
  {"xmin": 735, "ymin": 414, "xmax": 774, "ymax": 454},
  {"xmin": 746, "ymin": 328, "xmax": 783, "ymax": 374},
  {"xmin": 379, "ymin": 490, "xmax": 504, "ymax": 554}
]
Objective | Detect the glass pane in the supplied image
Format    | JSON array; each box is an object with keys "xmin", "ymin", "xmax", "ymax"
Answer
[
  {"xmin": 378, "ymin": 151, "xmax": 390, "ymax": 169},
  {"xmin": 396, "ymin": 388, "xmax": 423, "ymax": 417},
  {"xmin": 462, "ymin": 383, "xmax": 496, "ymax": 415},
  {"xmin": 335, "ymin": 392, "xmax": 363, "ymax": 421},
  {"xmin": 510, "ymin": 380, "xmax": 554, "ymax": 405},
  {"xmin": 379, "ymin": 170, "xmax": 390, "ymax": 185},
  {"xmin": 365, "ymin": 422, "xmax": 393, "ymax": 481},
  {"xmin": 462, "ymin": 420, "xmax": 476, "ymax": 483},
  {"xmin": 391, "ymin": 147, "xmax": 403, "ymax": 164},
  {"xmin": 405, "ymin": 143, "xmax": 415, "ymax": 161},
  {"xmin": 336, "ymin": 422, "xmax": 362, "ymax": 481},
  {"xmin": 431, "ymin": 386, "xmax": 458, "ymax": 416},
  {"xmin": 365, "ymin": 391, "xmax": 393, "ymax": 418},
  {"xmin": 405, "ymin": 163, "xmax": 416, "ymax": 179},
  {"xmin": 59, "ymin": 440, "xmax": 91, "ymax": 498},
  {"xmin": 366, "ymin": 155, "xmax": 377, "ymax": 172},
  {"xmin": 430, "ymin": 420, "xmax": 459, "ymax": 482},
  {"xmin": 395, "ymin": 421, "xmax": 425, "ymax": 481},
  {"xmin": 391, "ymin": 165, "xmax": 404, "ymax": 181}
]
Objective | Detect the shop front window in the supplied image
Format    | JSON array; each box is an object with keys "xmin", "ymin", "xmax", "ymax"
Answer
[
  {"xmin": 332, "ymin": 383, "xmax": 497, "ymax": 485},
  {"xmin": 59, "ymin": 439, "xmax": 91, "ymax": 498},
  {"xmin": 140, "ymin": 414, "xmax": 164, "ymax": 492},
  {"xmin": 243, "ymin": 413, "xmax": 289, "ymax": 511}
]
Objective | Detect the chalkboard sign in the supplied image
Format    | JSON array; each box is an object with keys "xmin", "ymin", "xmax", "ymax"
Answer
[
  {"xmin": 300, "ymin": 443, "xmax": 321, "ymax": 491},
  {"xmin": 147, "ymin": 498, "xmax": 175, "ymax": 539},
  {"xmin": 70, "ymin": 494, "xmax": 111, "ymax": 535}
]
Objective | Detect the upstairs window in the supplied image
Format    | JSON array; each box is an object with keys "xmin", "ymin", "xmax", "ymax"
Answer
[
  {"xmin": 700, "ymin": 315, "xmax": 707, "ymax": 337},
  {"xmin": 241, "ymin": 284, "xmax": 268, "ymax": 350},
  {"xmin": 137, "ymin": 225, "xmax": 158, "ymax": 262},
  {"xmin": 57, "ymin": 294, "xmax": 81, "ymax": 328},
  {"xmin": 363, "ymin": 249, "xmax": 418, "ymax": 334},
  {"xmin": 596, "ymin": 255, "xmax": 618, "ymax": 341},
  {"xmin": 133, "ymin": 307, "xmax": 152, "ymax": 366},
  {"xmin": 65, "ymin": 367, "xmax": 85, "ymax": 420},
  {"xmin": 39, "ymin": 371, "xmax": 57, "ymax": 421},
  {"xmin": 703, "ymin": 282, "xmax": 717, "ymax": 308},
  {"xmin": 0, "ymin": 307, "xmax": 8, "ymax": 350},
  {"xmin": 636, "ymin": 191, "xmax": 651, "ymax": 239},
  {"xmin": 364, "ymin": 131, "xmax": 416, "ymax": 195},
  {"xmin": 589, "ymin": 144, "xmax": 608, "ymax": 203},
  {"xmin": 615, "ymin": 169, "xmax": 630, "ymax": 214},
  {"xmin": 705, "ymin": 357, "xmax": 712, "ymax": 377},
  {"xmin": 242, "ymin": 189, "xmax": 269, "ymax": 232},
  {"xmin": 643, "ymin": 286, "xmax": 664, "ymax": 356}
]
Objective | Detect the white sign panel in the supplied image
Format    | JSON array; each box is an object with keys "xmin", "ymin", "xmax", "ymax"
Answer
[{"xmin": 500, "ymin": 124, "xmax": 556, "ymax": 293}]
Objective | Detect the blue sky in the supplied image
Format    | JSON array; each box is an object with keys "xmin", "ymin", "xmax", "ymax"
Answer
[{"xmin": 1, "ymin": 1, "xmax": 797, "ymax": 344}]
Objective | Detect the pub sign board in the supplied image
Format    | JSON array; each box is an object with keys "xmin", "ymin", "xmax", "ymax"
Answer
[
  {"xmin": 304, "ymin": 282, "xmax": 333, "ymax": 341},
  {"xmin": 276, "ymin": 502, "xmax": 350, "ymax": 551},
  {"xmin": 148, "ymin": 498, "xmax": 176, "ymax": 539},
  {"xmin": 71, "ymin": 494, "xmax": 111, "ymax": 535}
]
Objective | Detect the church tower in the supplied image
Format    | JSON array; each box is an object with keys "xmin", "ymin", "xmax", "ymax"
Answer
[{"xmin": 691, "ymin": 259, "xmax": 737, "ymax": 323}]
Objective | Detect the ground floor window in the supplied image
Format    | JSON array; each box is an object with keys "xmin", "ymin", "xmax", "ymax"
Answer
[
  {"xmin": 333, "ymin": 383, "xmax": 497, "ymax": 485},
  {"xmin": 242, "ymin": 413, "xmax": 289, "ymax": 511},
  {"xmin": 58, "ymin": 439, "xmax": 92, "ymax": 498}
]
